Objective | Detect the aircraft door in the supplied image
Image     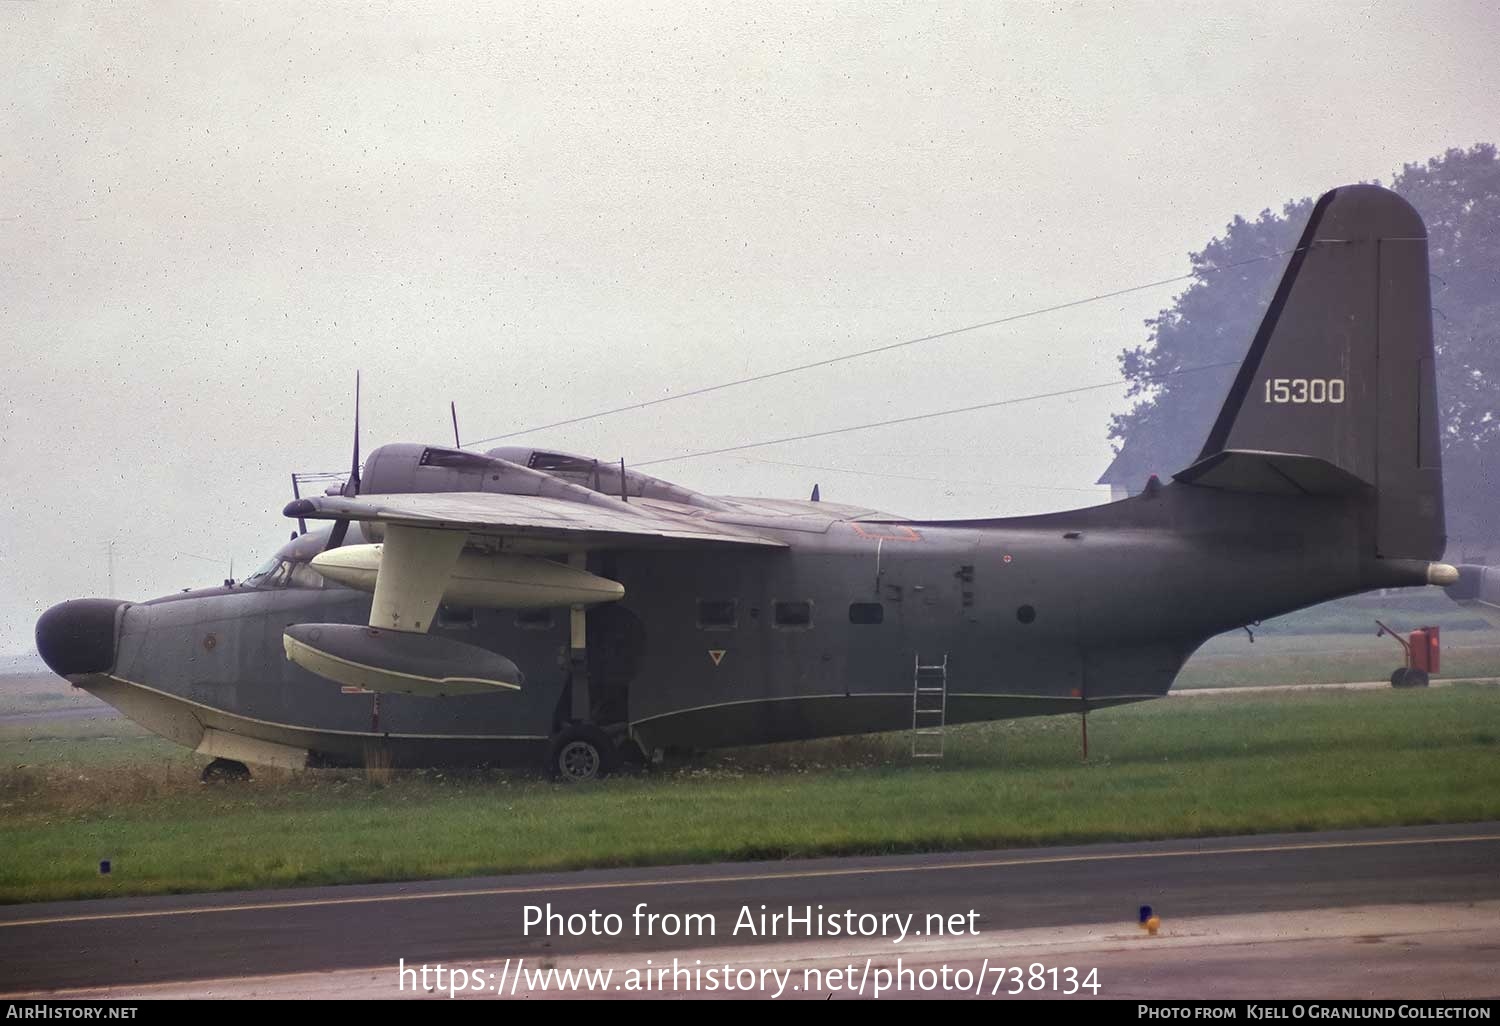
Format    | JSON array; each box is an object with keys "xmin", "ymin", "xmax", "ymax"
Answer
[
  {"xmin": 586, "ymin": 603, "xmax": 644, "ymax": 727},
  {"xmin": 853, "ymin": 528, "xmax": 976, "ymax": 691}
]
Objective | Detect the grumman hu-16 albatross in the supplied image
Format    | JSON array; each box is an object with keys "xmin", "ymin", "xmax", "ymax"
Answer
[{"xmin": 36, "ymin": 185, "xmax": 1460, "ymax": 781}]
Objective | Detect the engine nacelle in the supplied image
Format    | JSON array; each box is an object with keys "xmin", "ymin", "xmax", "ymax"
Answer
[
  {"xmin": 358, "ymin": 442, "xmax": 729, "ymax": 510},
  {"xmin": 312, "ymin": 544, "xmax": 625, "ymax": 609}
]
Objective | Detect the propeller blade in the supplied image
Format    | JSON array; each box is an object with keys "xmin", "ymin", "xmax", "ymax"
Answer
[
  {"xmin": 325, "ymin": 371, "xmax": 361, "ymax": 553},
  {"xmin": 345, "ymin": 371, "xmax": 361, "ymax": 497},
  {"xmin": 291, "ymin": 474, "xmax": 307, "ymax": 535}
]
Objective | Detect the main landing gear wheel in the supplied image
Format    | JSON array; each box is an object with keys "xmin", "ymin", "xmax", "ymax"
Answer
[
  {"xmin": 1390, "ymin": 668, "xmax": 1430, "ymax": 689},
  {"xmin": 549, "ymin": 725, "xmax": 617, "ymax": 783},
  {"xmin": 201, "ymin": 757, "xmax": 251, "ymax": 782}
]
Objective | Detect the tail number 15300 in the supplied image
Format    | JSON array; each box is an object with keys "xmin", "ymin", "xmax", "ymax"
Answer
[{"xmin": 1263, "ymin": 378, "xmax": 1345, "ymax": 404}]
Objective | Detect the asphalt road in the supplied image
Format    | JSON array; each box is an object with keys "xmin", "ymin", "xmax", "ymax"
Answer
[{"xmin": 2, "ymin": 821, "xmax": 1497, "ymax": 994}]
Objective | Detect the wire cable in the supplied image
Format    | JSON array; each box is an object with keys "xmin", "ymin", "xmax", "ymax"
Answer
[
  {"xmin": 728, "ymin": 455, "xmax": 1105, "ymax": 494},
  {"xmin": 461, "ymin": 246, "xmax": 1297, "ymax": 450},
  {"xmin": 633, "ymin": 360, "xmax": 1239, "ymax": 467}
]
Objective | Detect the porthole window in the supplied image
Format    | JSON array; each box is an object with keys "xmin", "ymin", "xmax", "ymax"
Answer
[
  {"xmin": 515, "ymin": 609, "xmax": 555, "ymax": 630},
  {"xmin": 773, "ymin": 600, "xmax": 814, "ymax": 629},
  {"xmin": 697, "ymin": 599, "xmax": 738, "ymax": 629},
  {"xmin": 437, "ymin": 605, "xmax": 476, "ymax": 627},
  {"xmin": 848, "ymin": 602, "xmax": 884, "ymax": 625},
  {"xmin": 1016, "ymin": 604, "xmax": 1037, "ymax": 624}
]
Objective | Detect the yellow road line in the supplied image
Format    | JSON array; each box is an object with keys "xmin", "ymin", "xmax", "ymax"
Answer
[{"xmin": 3, "ymin": 832, "xmax": 1496, "ymax": 931}]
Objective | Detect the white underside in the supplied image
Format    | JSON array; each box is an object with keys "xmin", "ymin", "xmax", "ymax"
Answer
[
  {"xmin": 281, "ymin": 632, "xmax": 521, "ymax": 697},
  {"xmin": 196, "ymin": 726, "xmax": 309, "ymax": 770},
  {"xmin": 313, "ymin": 543, "xmax": 626, "ymax": 609},
  {"xmin": 73, "ymin": 673, "xmax": 547, "ymax": 769}
]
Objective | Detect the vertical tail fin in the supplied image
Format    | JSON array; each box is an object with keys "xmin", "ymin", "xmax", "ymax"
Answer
[{"xmin": 1174, "ymin": 184, "xmax": 1445, "ymax": 561}]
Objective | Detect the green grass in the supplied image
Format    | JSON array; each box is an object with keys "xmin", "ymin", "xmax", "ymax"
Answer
[
  {"xmin": 0, "ymin": 673, "xmax": 111, "ymax": 717},
  {"xmin": 1176, "ymin": 630, "xmax": 1500, "ymax": 688},
  {"xmin": 0, "ymin": 717, "xmax": 189, "ymax": 769},
  {"xmin": 1, "ymin": 685, "xmax": 1497, "ymax": 905},
  {"xmin": 1250, "ymin": 593, "xmax": 1494, "ymax": 635}
]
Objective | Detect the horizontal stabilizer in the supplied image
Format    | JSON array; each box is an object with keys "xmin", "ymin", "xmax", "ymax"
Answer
[
  {"xmin": 1173, "ymin": 450, "xmax": 1371, "ymax": 496},
  {"xmin": 1446, "ymin": 565, "xmax": 1500, "ymax": 628}
]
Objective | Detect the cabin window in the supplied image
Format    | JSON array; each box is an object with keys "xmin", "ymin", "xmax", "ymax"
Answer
[
  {"xmin": 848, "ymin": 602, "xmax": 884, "ymax": 624},
  {"xmin": 514, "ymin": 609, "xmax": 555, "ymax": 630},
  {"xmin": 697, "ymin": 599, "xmax": 737, "ymax": 629},
  {"xmin": 438, "ymin": 605, "xmax": 476, "ymax": 628},
  {"xmin": 773, "ymin": 600, "xmax": 814, "ymax": 629},
  {"xmin": 1016, "ymin": 604, "xmax": 1037, "ymax": 624}
]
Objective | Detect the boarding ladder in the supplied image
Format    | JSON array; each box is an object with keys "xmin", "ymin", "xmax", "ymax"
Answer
[{"xmin": 911, "ymin": 653, "xmax": 949, "ymax": 759}]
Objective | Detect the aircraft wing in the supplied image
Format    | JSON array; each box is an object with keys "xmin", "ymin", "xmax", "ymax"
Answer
[
  {"xmin": 284, "ymin": 492, "xmax": 787, "ymax": 551},
  {"xmin": 277, "ymin": 493, "xmax": 784, "ymax": 693}
]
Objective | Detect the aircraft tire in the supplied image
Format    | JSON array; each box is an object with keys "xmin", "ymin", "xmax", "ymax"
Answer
[
  {"xmin": 201, "ymin": 757, "xmax": 252, "ymax": 783},
  {"xmin": 1390, "ymin": 668, "xmax": 1430, "ymax": 689},
  {"xmin": 549, "ymin": 725, "xmax": 617, "ymax": 783}
]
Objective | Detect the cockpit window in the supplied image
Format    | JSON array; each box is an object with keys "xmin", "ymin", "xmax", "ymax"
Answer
[
  {"xmin": 242, "ymin": 557, "xmax": 285, "ymax": 588},
  {"xmin": 242, "ymin": 558, "xmax": 325, "ymax": 590}
]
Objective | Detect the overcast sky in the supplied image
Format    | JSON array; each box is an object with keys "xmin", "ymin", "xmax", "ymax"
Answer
[{"xmin": 3, "ymin": 2, "xmax": 1498, "ymax": 655}]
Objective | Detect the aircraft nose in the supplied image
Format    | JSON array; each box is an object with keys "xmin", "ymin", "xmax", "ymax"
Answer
[{"xmin": 35, "ymin": 599, "xmax": 128, "ymax": 677}]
